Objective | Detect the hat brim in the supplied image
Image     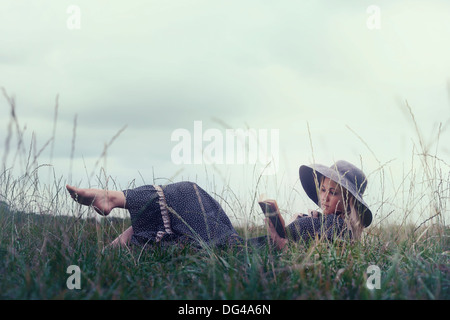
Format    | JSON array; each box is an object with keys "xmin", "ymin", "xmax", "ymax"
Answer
[{"xmin": 299, "ymin": 164, "xmax": 373, "ymax": 227}]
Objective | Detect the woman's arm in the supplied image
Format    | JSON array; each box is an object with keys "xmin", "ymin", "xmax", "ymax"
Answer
[{"xmin": 265, "ymin": 218, "xmax": 288, "ymax": 251}]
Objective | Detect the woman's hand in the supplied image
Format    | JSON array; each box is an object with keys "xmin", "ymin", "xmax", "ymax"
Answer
[
  {"xmin": 289, "ymin": 210, "xmax": 320, "ymax": 224},
  {"xmin": 308, "ymin": 210, "xmax": 320, "ymax": 218},
  {"xmin": 265, "ymin": 218, "xmax": 288, "ymax": 251}
]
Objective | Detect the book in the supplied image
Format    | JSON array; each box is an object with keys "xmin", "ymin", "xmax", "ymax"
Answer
[{"xmin": 258, "ymin": 199, "xmax": 286, "ymax": 239}]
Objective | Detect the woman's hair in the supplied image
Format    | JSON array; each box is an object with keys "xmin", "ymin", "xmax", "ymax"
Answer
[{"xmin": 343, "ymin": 193, "xmax": 364, "ymax": 241}]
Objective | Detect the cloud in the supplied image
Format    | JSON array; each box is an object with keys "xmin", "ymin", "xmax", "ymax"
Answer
[{"xmin": 1, "ymin": 1, "xmax": 449, "ymax": 224}]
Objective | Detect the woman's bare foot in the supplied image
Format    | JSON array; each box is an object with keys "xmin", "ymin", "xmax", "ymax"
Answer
[{"xmin": 66, "ymin": 185, "xmax": 125, "ymax": 216}]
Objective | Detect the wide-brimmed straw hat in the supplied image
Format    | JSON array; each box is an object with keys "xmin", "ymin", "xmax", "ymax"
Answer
[{"xmin": 299, "ymin": 160, "xmax": 372, "ymax": 227}]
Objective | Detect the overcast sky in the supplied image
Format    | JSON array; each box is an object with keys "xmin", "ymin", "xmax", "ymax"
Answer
[{"xmin": 1, "ymin": 1, "xmax": 449, "ymax": 225}]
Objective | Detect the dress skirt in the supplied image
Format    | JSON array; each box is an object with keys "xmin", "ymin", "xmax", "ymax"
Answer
[{"xmin": 123, "ymin": 181, "xmax": 241, "ymax": 247}]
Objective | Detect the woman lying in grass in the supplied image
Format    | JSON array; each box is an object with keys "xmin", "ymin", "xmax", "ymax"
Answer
[{"xmin": 66, "ymin": 160, "xmax": 372, "ymax": 250}]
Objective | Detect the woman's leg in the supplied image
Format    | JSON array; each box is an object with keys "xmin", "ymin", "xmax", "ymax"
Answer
[
  {"xmin": 67, "ymin": 185, "xmax": 133, "ymax": 248},
  {"xmin": 66, "ymin": 185, "xmax": 126, "ymax": 216},
  {"xmin": 109, "ymin": 226, "xmax": 134, "ymax": 248}
]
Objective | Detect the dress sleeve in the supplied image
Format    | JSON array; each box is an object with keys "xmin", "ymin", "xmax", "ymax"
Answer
[
  {"xmin": 286, "ymin": 216, "xmax": 321, "ymax": 243},
  {"xmin": 286, "ymin": 214, "xmax": 349, "ymax": 244}
]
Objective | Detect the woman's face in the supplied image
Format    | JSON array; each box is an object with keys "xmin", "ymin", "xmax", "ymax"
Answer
[{"xmin": 319, "ymin": 177, "xmax": 346, "ymax": 215}]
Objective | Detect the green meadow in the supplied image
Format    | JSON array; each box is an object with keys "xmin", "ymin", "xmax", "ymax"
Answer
[{"xmin": 0, "ymin": 89, "xmax": 448, "ymax": 300}]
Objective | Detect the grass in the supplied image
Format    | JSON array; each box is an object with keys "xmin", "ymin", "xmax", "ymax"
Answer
[
  {"xmin": 0, "ymin": 88, "xmax": 449, "ymax": 300},
  {"xmin": 0, "ymin": 207, "xmax": 448, "ymax": 300}
]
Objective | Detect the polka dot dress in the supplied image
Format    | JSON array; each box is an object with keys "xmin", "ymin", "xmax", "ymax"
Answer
[
  {"xmin": 123, "ymin": 181, "xmax": 241, "ymax": 247},
  {"xmin": 123, "ymin": 181, "xmax": 351, "ymax": 248}
]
